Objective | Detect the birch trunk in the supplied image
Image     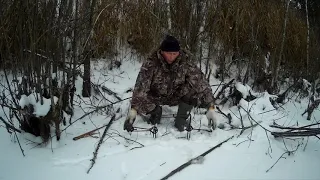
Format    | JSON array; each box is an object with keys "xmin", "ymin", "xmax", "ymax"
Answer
[
  {"xmin": 305, "ymin": 0, "xmax": 310, "ymax": 78},
  {"xmin": 166, "ymin": 0, "xmax": 171, "ymax": 31}
]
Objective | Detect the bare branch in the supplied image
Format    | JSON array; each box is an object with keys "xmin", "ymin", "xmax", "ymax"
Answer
[{"xmin": 0, "ymin": 117, "xmax": 21, "ymax": 133}]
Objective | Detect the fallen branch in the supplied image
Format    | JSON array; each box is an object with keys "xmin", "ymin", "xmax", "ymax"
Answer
[
  {"xmin": 100, "ymin": 85, "xmax": 122, "ymax": 101},
  {"xmin": 271, "ymin": 131, "xmax": 320, "ymax": 138},
  {"xmin": 87, "ymin": 114, "xmax": 116, "ymax": 174},
  {"xmin": 270, "ymin": 124, "xmax": 320, "ymax": 132},
  {"xmin": 73, "ymin": 109, "xmax": 122, "ymax": 141},
  {"xmin": 270, "ymin": 123, "xmax": 320, "ymax": 138},
  {"xmin": 73, "ymin": 124, "xmax": 108, "ymax": 141},
  {"xmin": 266, "ymin": 151, "xmax": 288, "ymax": 173},
  {"xmin": 286, "ymin": 122, "xmax": 320, "ymax": 131},
  {"xmin": 234, "ymin": 123, "xmax": 260, "ymax": 137},
  {"xmin": 160, "ymin": 136, "xmax": 234, "ymax": 180}
]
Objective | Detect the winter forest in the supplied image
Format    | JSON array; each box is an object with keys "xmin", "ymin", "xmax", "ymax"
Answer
[{"xmin": 1, "ymin": 0, "xmax": 320, "ymax": 180}]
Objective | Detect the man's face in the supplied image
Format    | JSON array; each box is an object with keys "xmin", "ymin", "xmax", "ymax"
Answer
[{"xmin": 161, "ymin": 51, "xmax": 179, "ymax": 64}]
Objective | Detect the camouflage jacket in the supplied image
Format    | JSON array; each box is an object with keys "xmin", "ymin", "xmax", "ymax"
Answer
[{"xmin": 131, "ymin": 49, "xmax": 214, "ymax": 114}]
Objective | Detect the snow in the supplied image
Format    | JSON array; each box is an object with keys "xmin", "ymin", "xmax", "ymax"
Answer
[
  {"xmin": 19, "ymin": 93, "xmax": 58, "ymax": 117},
  {"xmin": 1, "ymin": 57, "xmax": 320, "ymax": 180},
  {"xmin": 235, "ymin": 82, "xmax": 251, "ymax": 98}
]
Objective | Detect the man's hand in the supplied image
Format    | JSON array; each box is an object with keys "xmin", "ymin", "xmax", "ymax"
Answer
[
  {"xmin": 124, "ymin": 109, "xmax": 137, "ymax": 132},
  {"xmin": 206, "ymin": 105, "xmax": 217, "ymax": 129}
]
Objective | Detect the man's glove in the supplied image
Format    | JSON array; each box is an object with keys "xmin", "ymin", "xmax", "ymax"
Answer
[
  {"xmin": 146, "ymin": 105, "xmax": 162, "ymax": 125},
  {"xmin": 206, "ymin": 104, "xmax": 217, "ymax": 129},
  {"xmin": 124, "ymin": 108, "xmax": 137, "ymax": 132}
]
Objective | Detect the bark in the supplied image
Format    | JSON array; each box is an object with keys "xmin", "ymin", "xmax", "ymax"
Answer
[
  {"xmin": 166, "ymin": 0, "xmax": 171, "ymax": 31},
  {"xmin": 82, "ymin": 0, "xmax": 96, "ymax": 97}
]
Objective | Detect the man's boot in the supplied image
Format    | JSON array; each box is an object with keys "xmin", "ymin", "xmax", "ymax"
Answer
[{"xmin": 174, "ymin": 102, "xmax": 193, "ymax": 131}]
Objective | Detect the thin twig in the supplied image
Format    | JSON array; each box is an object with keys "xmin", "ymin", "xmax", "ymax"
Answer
[
  {"xmin": 235, "ymin": 139, "xmax": 254, "ymax": 147},
  {"xmin": 240, "ymin": 106, "xmax": 273, "ymax": 154},
  {"xmin": 14, "ymin": 131, "xmax": 25, "ymax": 157},
  {"xmin": 109, "ymin": 131, "xmax": 145, "ymax": 150},
  {"xmin": 0, "ymin": 116, "xmax": 21, "ymax": 133},
  {"xmin": 266, "ymin": 151, "xmax": 288, "ymax": 173},
  {"xmin": 266, "ymin": 142, "xmax": 300, "ymax": 173},
  {"xmin": 240, "ymin": 106, "xmax": 271, "ymax": 132},
  {"xmin": 303, "ymin": 137, "xmax": 309, "ymax": 151},
  {"xmin": 61, "ymin": 97, "xmax": 131, "ymax": 134}
]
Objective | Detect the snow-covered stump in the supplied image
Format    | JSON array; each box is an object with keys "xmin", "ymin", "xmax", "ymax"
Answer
[{"xmin": 19, "ymin": 94, "xmax": 62, "ymax": 144}]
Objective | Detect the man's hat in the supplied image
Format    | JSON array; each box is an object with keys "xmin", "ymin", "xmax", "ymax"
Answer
[{"xmin": 160, "ymin": 35, "xmax": 180, "ymax": 52}]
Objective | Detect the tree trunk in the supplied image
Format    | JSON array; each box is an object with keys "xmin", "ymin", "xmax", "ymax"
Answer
[
  {"xmin": 271, "ymin": 0, "xmax": 291, "ymax": 92},
  {"xmin": 82, "ymin": 0, "xmax": 96, "ymax": 97},
  {"xmin": 70, "ymin": 0, "xmax": 79, "ymax": 104},
  {"xmin": 305, "ymin": 0, "xmax": 310, "ymax": 79},
  {"xmin": 82, "ymin": 57, "xmax": 91, "ymax": 97},
  {"xmin": 166, "ymin": 0, "xmax": 172, "ymax": 31}
]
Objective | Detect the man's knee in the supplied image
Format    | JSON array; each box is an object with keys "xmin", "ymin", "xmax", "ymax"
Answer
[{"xmin": 180, "ymin": 92, "xmax": 212, "ymax": 108}]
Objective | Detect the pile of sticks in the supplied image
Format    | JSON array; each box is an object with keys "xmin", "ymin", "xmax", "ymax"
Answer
[{"xmin": 270, "ymin": 123, "xmax": 320, "ymax": 138}]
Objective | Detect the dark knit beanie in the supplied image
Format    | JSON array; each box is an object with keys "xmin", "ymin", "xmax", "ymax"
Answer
[{"xmin": 160, "ymin": 35, "xmax": 180, "ymax": 52}]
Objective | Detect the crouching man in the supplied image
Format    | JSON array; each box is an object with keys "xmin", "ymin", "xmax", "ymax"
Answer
[{"xmin": 124, "ymin": 35, "xmax": 216, "ymax": 132}]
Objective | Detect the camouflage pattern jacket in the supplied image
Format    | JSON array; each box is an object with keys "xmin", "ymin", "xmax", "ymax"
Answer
[{"xmin": 131, "ymin": 49, "xmax": 214, "ymax": 114}]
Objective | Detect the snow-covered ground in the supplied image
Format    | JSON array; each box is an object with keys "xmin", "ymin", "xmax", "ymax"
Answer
[{"xmin": 1, "ymin": 56, "xmax": 320, "ymax": 180}]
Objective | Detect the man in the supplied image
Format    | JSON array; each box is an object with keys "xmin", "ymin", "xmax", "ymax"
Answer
[{"xmin": 124, "ymin": 35, "xmax": 216, "ymax": 132}]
